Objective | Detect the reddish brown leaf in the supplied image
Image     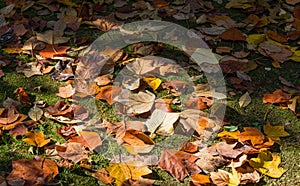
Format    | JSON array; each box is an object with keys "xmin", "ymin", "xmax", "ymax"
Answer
[
  {"xmin": 220, "ymin": 28, "xmax": 246, "ymax": 41},
  {"xmin": 14, "ymin": 87, "xmax": 31, "ymax": 105},
  {"xmin": 92, "ymin": 168, "xmax": 114, "ymax": 185},
  {"xmin": 158, "ymin": 149, "xmax": 201, "ymax": 181},
  {"xmin": 56, "ymin": 142, "xmax": 88, "ymax": 163},
  {"xmin": 184, "ymin": 97, "xmax": 207, "ymax": 110},
  {"xmin": 6, "ymin": 157, "xmax": 58, "ymax": 185},
  {"xmin": 266, "ymin": 30, "xmax": 288, "ymax": 43}
]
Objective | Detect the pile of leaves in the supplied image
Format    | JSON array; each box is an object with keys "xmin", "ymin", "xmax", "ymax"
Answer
[{"xmin": 0, "ymin": 0, "xmax": 298, "ymax": 185}]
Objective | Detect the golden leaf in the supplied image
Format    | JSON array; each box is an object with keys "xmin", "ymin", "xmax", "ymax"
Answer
[
  {"xmin": 23, "ymin": 131, "xmax": 50, "ymax": 147},
  {"xmin": 249, "ymin": 149, "xmax": 286, "ymax": 178}
]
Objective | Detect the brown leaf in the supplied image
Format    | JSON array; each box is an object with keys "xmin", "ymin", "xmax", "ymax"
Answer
[
  {"xmin": 216, "ymin": 142, "xmax": 244, "ymax": 159},
  {"xmin": 263, "ymin": 89, "xmax": 292, "ymax": 103},
  {"xmin": 56, "ymin": 84, "xmax": 75, "ymax": 99},
  {"xmin": 95, "ymin": 74, "xmax": 113, "ymax": 86},
  {"xmin": 92, "ymin": 13, "xmax": 123, "ymax": 32},
  {"xmin": 6, "ymin": 157, "xmax": 58, "ymax": 185},
  {"xmin": 56, "ymin": 142, "xmax": 88, "ymax": 163},
  {"xmin": 158, "ymin": 149, "xmax": 201, "ymax": 181},
  {"xmin": 152, "ymin": 0, "xmax": 170, "ymax": 8},
  {"xmin": 92, "ymin": 168, "xmax": 114, "ymax": 185},
  {"xmin": 220, "ymin": 28, "xmax": 246, "ymax": 41},
  {"xmin": 266, "ymin": 30, "xmax": 288, "ymax": 43},
  {"xmin": 14, "ymin": 87, "xmax": 31, "ymax": 105},
  {"xmin": 195, "ymin": 146, "xmax": 227, "ymax": 173},
  {"xmin": 0, "ymin": 107, "xmax": 27, "ymax": 130}
]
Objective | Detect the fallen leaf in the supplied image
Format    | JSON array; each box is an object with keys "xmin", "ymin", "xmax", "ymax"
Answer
[
  {"xmin": 263, "ymin": 89, "xmax": 292, "ymax": 103},
  {"xmin": 238, "ymin": 127, "xmax": 265, "ymax": 146},
  {"xmin": 56, "ymin": 84, "xmax": 75, "ymax": 99},
  {"xmin": 122, "ymin": 129, "xmax": 154, "ymax": 154},
  {"xmin": 239, "ymin": 92, "xmax": 251, "ymax": 108},
  {"xmin": 249, "ymin": 149, "xmax": 286, "ymax": 178},
  {"xmin": 23, "ymin": 131, "xmax": 50, "ymax": 147},
  {"xmin": 285, "ymin": 0, "xmax": 300, "ymax": 5},
  {"xmin": 56, "ymin": 142, "xmax": 88, "ymax": 163},
  {"xmin": 69, "ymin": 131, "xmax": 102, "ymax": 151},
  {"xmin": 95, "ymin": 74, "xmax": 113, "ymax": 86},
  {"xmin": 107, "ymin": 161, "xmax": 152, "ymax": 186},
  {"xmin": 0, "ymin": 107, "xmax": 27, "ymax": 130},
  {"xmin": 216, "ymin": 142, "xmax": 244, "ymax": 159},
  {"xmin": 39, "ymin": 44, "xmax": 70, "ymax": 59},
  {"xmin": 145, "ymin": 109, "xmax": 179, "ymax": 135},
  {"xmin": 14, "ymin": 87, "xmax": 31, "ymax": 105},
  {"xmin": 190, "ymin": 174, "xmax": 211, "ymax": 185},
  {"xmin": 266, "ymin": 30, "xmax": 288, "ymax": 43},
  {"xmin": 16, "ymin": 62, "xmax": 43, "ymax": 77},
  {"xmin": 28, "ymin": 104, "xmax": 43, "ymax": 121},
  {"xmin": 6, "ymin": 157, "xmax": 58, "ymax": 185},
  {"xmin": 225, "ymin": 0, "xmax": 253, "ymax": 9},
  {"xmin": 36, "ymin": 30, "xmax": 69, "ymax": 45},
  {"xmin": 143, "ymin": 77, "xmax": 162, "ymax": 90},
  {"xmin": 95, "ymin": 85, "xmax": 122, "ymax": 105},
  {"xmin": 263, "ymin": 122, "xmax": 290, "ymax": 141},
  {"xmin": 114, "ymin": 90, "xmax": 155, "ymax": 114},
  {"xmin": 158, "ymin": 149, "xmax": 201, "ymax": 181},
  {"xmin": 92, "ymin": 168, "xmax": 114, "ymax": 185},
  {"xmin": 220, "ymin": 28, "xmax": 246, "ymax": 41},
  {"xmin": 210, "ymin": 169, "xmax": 229, "ymax": 186}
]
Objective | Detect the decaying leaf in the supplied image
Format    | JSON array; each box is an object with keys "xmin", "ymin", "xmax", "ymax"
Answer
[{"xmin": 56, "ymin": 84, "xmax": 75, "ymax": 99}]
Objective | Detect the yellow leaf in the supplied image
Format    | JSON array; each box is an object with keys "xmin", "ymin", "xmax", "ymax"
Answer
[
  {"xmin": 57, "ymin": 0, "xmax": 79, "ymax": 7},
  {"xmin": 263, "ymin": 123, "xmax": 290, "ymax": 141},
  {"xmin": 246, "ymin": 34, "xmax": 266, "ymax": 46},
  {"xmin": 249, "ymin": 149, "xmax": 286, "ymax": 178},
  {"xmin": 290, "ymin": 50, "xmax": 300, "ymax": 62},
  {"xmin": 106, "ymin": 162, "xmax": 152, "ymax": 186},
  {"xmin": 225, "ymin": 0, "xmax": 253, "ymax": 9},
  {"xmin": 228, "ymin": 165, "xmax": 241, "ymax": 186},
  {"xmin": 143, "ymin": 77, "xmax": 162, "ymax": 90},
  {"xmin": 2, "ymin": 47, "xmax": 23, "ymax": 54},
  {"xmin": 217, "ymin": 130, "xmax": 240, "ymax": 140},
  {"xmin": 23, "ymin": 131, "xmax": 50, "ymax": 147}
]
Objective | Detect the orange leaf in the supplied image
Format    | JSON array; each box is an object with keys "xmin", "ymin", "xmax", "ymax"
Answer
[
  {"xmin": 220, "ymin": 28, "xmax": 246, "ymax": 41},
  {"xmin": 23, "ymin": 131, "xmax": 51, "ymax": 147},
  {"xmin": 39, "ymin": 44, "xmax": 70, "ymax": 59},
  {"xmin": 191, "ymin": 174, "xmax": 211, "ymax": 185},
  {"xmin": 263, "ymin": 89, "xmax": 292, "ymax": 103},
  {"xmin": 152, "ymin": 0, "xmax": 170, "ymax": 8},
  {"xmin": 238, "ymin": 127, "xmax": 265, "ymax": 146},
  {"xmin": 95, "ymin": 85, "xmax": 122, "ymax": 105}
]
